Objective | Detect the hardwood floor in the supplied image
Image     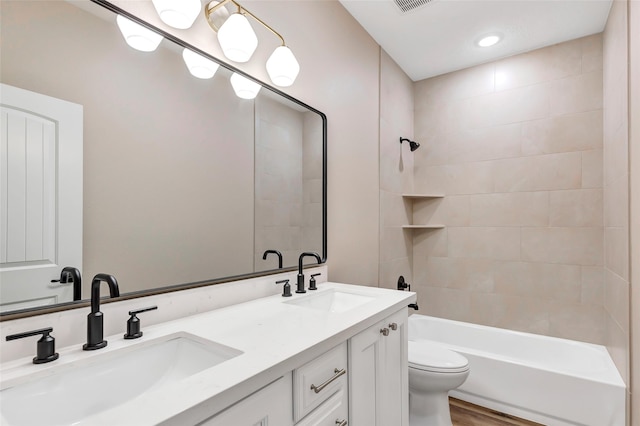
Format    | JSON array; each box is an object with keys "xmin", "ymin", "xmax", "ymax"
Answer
[{"xmin": 450, "ymin": 398, "xmax": 544, "ymax": 426}]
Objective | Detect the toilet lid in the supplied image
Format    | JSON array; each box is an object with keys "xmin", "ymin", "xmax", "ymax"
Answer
[{"xmin": 408, "ymin": 341, "xmax": 469, "ymax": 373}]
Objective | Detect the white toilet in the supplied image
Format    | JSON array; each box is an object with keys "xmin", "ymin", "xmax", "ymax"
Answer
[{"xmin": 408, "ymin": 340, "xmax": 470, "ymax": 426}]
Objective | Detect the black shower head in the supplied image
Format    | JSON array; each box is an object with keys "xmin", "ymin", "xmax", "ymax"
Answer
[{"xmin": 399, "ymin": 137, "xmax": 420, "ymax": 152}]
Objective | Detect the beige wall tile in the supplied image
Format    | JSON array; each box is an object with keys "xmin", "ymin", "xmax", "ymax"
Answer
[
  {"xmin": 470, "ymin": 293, "xmax": 551, "ymax": 334},
  {"xmin": 605, "ymin": 268, "xmax": 630, "ymax": 334},
  {"xmin": 549, "ymin": 70, "xmax": 603, "ymax": 116},
  {"xmin": 448, "ymin": 258, "xmax": 494, "ymax": 292},
  {"xmin": 413, "ymin": 228, "xmax": 448, "ymax": 258},
  {"xmin": 416, "ymin": 286, "xmax": 473, "ymax": 323},
  {"xmin": 381, "ymin": 227, "xmax": 412, "ymax": 262},
  {"xmin": 548, "ymin": 302, "xmax": 605, "ymax": 343},
  {"xmin": 445, "ymin": 162, "xmax": 494, "ymax": 194},
  {"xmin": 495, "ymin": 48, "xmax": 551, "ymax": 92},
  {"xmin": 521, "ymin": 110, "xmax": 603, "ymax": 155},
  {"xmin": 582, "ymin": 149, "xmax": 604, "ymax": 188},
  {"xmin": 604, "ymin": 174, "xmax": 629, "ymax": 227},
  {"xmin": 492, "ymin": 152, "xmax": 582, "ymax": 192},
  {"xmin": 414, "ymin": 256, "xmax": 452, "ymax": 289},
  {"xmin": 605, "ymin": 226, "xmax": 630, "ymax": 280},
  {"xmin": 521, "ymin": 227, "xmax": 603, "ymax": 265},
  {"xmin": 381, "ymin": 190, "xmax": 411, "ymax": 227},
  {"xmin": 469, "ymin": 192, "xmax": 549, "ymax": 227},
  {"xmin": 448, "ymin": 227, "xmax": 521, "ymax": 260},
  {"xmin": 464, "ymin": 83, "xmax": 549, "ymax": 128},
  {"xmin": 413, "ymin": 196, "xmax": 471, "ymax": 227},
  {"xmin": 447, "ymin": 124, "xmax": 522, "ymax": 164},
  {"xmin": 549, "ymin": 189, "xmax": 603, "ymax": 227},
  {"xmin": 413, "ymin": 62, "xmax": 495, "ymax": 107},
  {"xmin": 493, "ymin": 261, "xmax": 581, "ymax": 302},
  {"xmin": 606, "ymin": 314, "xmax": 630, "ymax": 385},
  {"xmin": 581, "ymin": 265, "xmax": 604, "ymax": 304},
  {"xmin": 413, "ymin": 165, "xmax": 447, "ymax": 194}
]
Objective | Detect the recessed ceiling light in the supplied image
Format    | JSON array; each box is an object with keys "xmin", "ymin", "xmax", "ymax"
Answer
[{"xmin": 476, "ymin": 34, "xmax": 502, "ymax": 48}]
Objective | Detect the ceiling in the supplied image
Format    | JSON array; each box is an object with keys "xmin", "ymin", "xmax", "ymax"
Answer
[{"xmin": 339, "ymin": 0, "xmax": 613, "ymax": 81}]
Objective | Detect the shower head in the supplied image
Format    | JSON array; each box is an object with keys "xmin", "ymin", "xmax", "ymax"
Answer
[{"xmin": 400, "ymin": 137, "xmax": 420, "ymax": 152}]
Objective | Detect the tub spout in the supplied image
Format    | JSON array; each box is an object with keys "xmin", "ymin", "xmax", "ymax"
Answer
[{"xmin": 408, "ymin": 303, "xmax": 419, "ymax": 310}]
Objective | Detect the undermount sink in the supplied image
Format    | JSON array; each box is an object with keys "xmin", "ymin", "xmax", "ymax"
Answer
[
  {"xmin": 285, "ymin": 289, "xmax": 375, "ymax": 313},
  {"xmin": 0, "ymin": 333, "xmax": 242, "ymax": 426}
]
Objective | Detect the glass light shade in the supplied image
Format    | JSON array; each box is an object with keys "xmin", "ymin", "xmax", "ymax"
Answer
[
  {"xmin": 266, "ymin": 46, "xmax": 300, "ymax": 87},
  {"xmin": 152, "ymin": 0, "xmax": 201, "ymax": 29},
  {"xmin": 230, "ymin": 73, "xmax": 261, "ymax": 99},
  {"xmin": 116, "ymin": 15, "xmax": 163, "ymax": 52},
  {"xmin": 217, "ymin": 13, "xmax": 258, "ymax": 63},
  {"xmin": 182, "ymin": 49, "xmax": 220, "ymax": 79}
]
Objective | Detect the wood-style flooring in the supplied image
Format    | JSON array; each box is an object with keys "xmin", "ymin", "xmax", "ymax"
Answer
[{"xmin": 450, "ymin": 398, "xmax": 545, "ymax": 426}]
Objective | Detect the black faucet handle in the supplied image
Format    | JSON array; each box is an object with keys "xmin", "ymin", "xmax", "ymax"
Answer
[
  {"xmin": 397, "ymin": 276, "xmax": 410, "ymax": 291},
  {"xmin": 6, "ymin": 327, "xmax": 59, "ymax": 364},
  {"xmin": 276, "ymin": 279, "xmax": 292, "ymax": 297},
  {"xmin": 309, "ymin": 273, "xmax": 321, "ymax": 291},
  {"xmin": 124, "ymin": 306, "xmax": 158, "ymax": 339}
]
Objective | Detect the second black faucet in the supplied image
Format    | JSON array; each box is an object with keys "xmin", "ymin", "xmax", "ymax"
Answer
[{"xmin": 296, "ymin": 252, "xmax": 322, "ymax": 293}]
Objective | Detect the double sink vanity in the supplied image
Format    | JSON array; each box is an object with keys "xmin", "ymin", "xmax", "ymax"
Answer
[{"xmin": 0, "ymin": 280, "xmax": 416, "ymax": 425}]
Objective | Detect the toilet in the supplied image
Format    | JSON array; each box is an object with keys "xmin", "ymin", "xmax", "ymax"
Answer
[{"xmin": 408, "ymin": 340, "xmax": 470, "ymax": 426}]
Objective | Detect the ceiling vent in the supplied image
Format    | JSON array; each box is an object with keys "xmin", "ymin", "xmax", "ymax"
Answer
[{"xmin": 393, "ymin": 0, "xmax": 435, "ymax": 13}]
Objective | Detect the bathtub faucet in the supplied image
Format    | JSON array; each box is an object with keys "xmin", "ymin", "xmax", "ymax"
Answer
[{"xmin": 408, "ymin": 303, "xmax": 419, "ymax": 310}]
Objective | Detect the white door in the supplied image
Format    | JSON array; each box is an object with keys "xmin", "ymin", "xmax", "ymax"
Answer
[{"xmin": 0, "ymin": 83, "xmax": 83, "ymax": 312}]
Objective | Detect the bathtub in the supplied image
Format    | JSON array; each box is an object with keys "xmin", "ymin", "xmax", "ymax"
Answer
[{"xmin": 408, "ymin": 314, "xmax": 626, "ymax": 426}]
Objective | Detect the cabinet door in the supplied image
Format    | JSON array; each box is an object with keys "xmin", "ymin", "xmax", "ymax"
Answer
[
  {"xmin": 379, "ymin": 309, "xmax": 408, "ymax": 426},
  {"xmin": 199, "ymin": 374, "xmax": 293, "ymax": 426},
  {"xmin": 349, "ymin": 318, "xmax": 384, "ymax": 425},
  {"xmin": 348, "ymin": 309, "xmax": 408, "ymax": 426}
]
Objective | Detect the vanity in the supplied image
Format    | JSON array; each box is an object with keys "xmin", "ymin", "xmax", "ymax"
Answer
[{"xmin": 0, "ymin": 281, "xmax": 415, "ymax": 425}]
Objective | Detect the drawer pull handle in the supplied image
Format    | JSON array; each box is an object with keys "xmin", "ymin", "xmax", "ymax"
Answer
[
  {"xmin": 336, "ymin": 420, "xmax": 348, "ymax": 426},
  {"xmin": 389, "ymin": 322, "xmax": 398, "ymax": 331},
  {"xmin": 310, "ymin": 368, "xmax": 346, "ymax": 394},
  {"xmin": 380, "ymin": 328, "xmax": 389, "ymax": 336}
]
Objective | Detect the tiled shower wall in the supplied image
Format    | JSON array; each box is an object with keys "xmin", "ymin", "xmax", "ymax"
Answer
[
  {"xmin": 379, "ymin": 50, "xmax": 415, "ymax": 289},
  {"xmin": 412, "ymin": 34, "xmax": 605, "ymax": 344},
  {"xmin": 603, "ymin": 0, "xmax": 630, "ymax": 400}
]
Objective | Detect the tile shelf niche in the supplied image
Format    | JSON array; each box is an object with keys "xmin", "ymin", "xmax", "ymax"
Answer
[{"xmin": 401, "ymin": 194, "xmax": 445, "ymax": 230}]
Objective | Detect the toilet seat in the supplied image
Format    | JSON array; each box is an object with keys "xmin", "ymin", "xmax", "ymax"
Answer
[{"xmin": 408, "ymin": 340, "xmax": 469, "ymax": 373}]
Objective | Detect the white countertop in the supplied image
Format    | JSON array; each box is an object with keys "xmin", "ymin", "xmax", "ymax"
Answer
[{"xmin": 0, "ymin": 282, "xmax": 415, "ymax": 425}]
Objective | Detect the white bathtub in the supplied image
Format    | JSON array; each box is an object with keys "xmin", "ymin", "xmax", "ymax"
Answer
[{"xmin": 408, "ymin": 315, "xmax": 626, "ymax": 426}]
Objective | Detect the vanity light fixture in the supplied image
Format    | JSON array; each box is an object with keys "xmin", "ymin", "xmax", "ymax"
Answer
[
  {"xmin": 151, "ymin": 0, "xmax": 201, "ymax": 30},
  {"xmin": 182, "ymin": 48, "xmax": 220, "ymax": 79},
  {"xmin": 476, "ymin": 33, "xmax": 502, "ymax": 48},
  {"xmin": 116, "ymin": 15, "xmax": 163, "ymax": 52},
  {"xmin": 205, "ymin": 0, "xmax": 300, "ymax": 87}
]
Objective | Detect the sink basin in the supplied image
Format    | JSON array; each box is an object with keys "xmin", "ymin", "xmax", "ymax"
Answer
[
  {"xmin": 0, "ymin": 333, "xmax": 242, "ymax": 426},
  {"xmin": 285, "ymin": 289, "xmax": 374, "ymax": 313}
]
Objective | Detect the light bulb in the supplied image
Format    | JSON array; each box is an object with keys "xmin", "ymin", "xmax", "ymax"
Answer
[
  {"xmin": 217, "ymin": 13, "xmax": 258, "ymax": 63},
  {"xmin": 182, "ymin": 48, "xmax": 220, "ymax": 79},
  {"xmin": 152, "ymin": 0, "xmax": 201, "ymax": 29},
  {"xmin": 116, "ymin": 15, "xmax": 163, "ymax": 52},
  {"xmin": 230, "ymin": 73, "xmax": 261, "ymax": 99},
  {"xmin": 266, "ymin": 46, "xmax": 300, "ymax": 87},
  {"xmin": 476, "ymin": 34, "xmax": 502, "ymax": 47}
]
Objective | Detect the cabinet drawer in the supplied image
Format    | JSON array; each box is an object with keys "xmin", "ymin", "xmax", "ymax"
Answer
[
  {"xmin": 199, "ymin": 373, "xmax": 293, "ymax": 426},
  {"xmin": 296, "ymin": 388, "xmax": 349, "ymax": 426},
  {"xmin": 293, "ymin": 342, "xmax": 348, "ymax": 421}
]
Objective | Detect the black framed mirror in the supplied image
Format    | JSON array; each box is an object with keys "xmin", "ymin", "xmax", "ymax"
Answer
[{"xmin": 0, "ymin": 0, "xmax": 326, "ymax": 319}]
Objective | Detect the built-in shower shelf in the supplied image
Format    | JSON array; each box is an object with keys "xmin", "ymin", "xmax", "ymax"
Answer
[
  {"xmin": 402, "ymin": 194, "xmax": 445, "ymax": 229},
  {"xmin": 401, "ymin": 194, "xmax": 444, "ymax": 199},
  {"xmin": 402, "ymin": 225, "xmax": 445, "ymax": 229}
]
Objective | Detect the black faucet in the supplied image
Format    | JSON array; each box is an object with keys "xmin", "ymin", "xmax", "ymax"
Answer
[
  {"xmin": 51, "ymin": 266, "xmax": 82, "ymax": 301},
  {"xmin": 262, "ymin": 250, "xmax": 283, "ymax": 269},
  {"xmin": 83, "ymin": 273, "xmax": 120, "ymax": 351},
  {"xmin": 296, "ymin": 252, "xmax": 322, "ymax": 293}
]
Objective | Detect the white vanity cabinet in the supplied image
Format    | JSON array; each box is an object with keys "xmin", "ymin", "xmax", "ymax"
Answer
[
  {"xmin": 349, "ymin": 308, "xmax": 409, "ymax": 426},
  {"xmin": 198, "ymin": 373, "xmax": 294, "ymax": 426}
]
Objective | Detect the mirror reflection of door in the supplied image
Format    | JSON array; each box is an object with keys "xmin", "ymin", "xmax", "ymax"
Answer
[{"xmin": 0, "ymin": 83, "xmax": 83, "ymax": 312}]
